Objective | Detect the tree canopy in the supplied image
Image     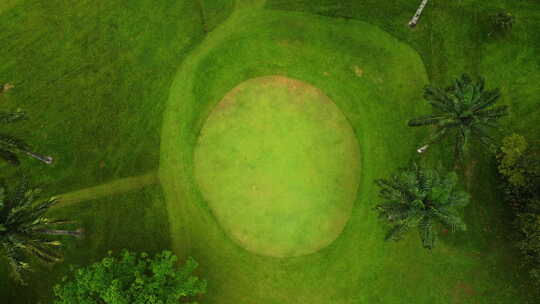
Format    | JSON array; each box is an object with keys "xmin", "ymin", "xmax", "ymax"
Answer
[
  {"xmin": 375, "ymin": 162, "xmax": 470, "ymax": 249},
  {"xmin": 53, "ymin": 250, "xmax": 207, "ymax": 304},
  {"xmin": 408, "ymin": 74, "xmax": 507, "ymax": 159}
]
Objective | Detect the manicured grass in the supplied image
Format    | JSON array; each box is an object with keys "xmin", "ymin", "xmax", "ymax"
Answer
[
  {"xmin": 160, "ymin": 8, "xmax": 443, "ymax": 303},
  {"xmin": 193, "ymin": 75, "xmax": 360, "ymax": 258},
  {"xmin": 161, "ymin": 1, "xmax": 538, "ymax": 304},
  {"xmin": 0, "ymin": 0, "xmax": 538, "ymax": 303},
  {"xmin": 0, "ymin": 0, "xmax": 214, "ymax": 302}
]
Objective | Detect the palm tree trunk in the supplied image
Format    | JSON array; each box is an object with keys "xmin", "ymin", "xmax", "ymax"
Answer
[
  {"xmin": 408, "ymin": 0, "xmax": 430, "ymax": 27},
  {"xmin": 40, "ymin": 228, "xmax": 84, "ymax": 238},
  {"xmin": 417, "ymin": 144, "xmax": 430, "ymax": 154},
  {"xmin": 24, "ymin": 151, "xmax": 53, "ymax": 165}
]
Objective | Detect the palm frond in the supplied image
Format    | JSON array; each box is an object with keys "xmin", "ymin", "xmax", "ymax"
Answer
[
  {"xmin": 426, "ymin": 126, "xmax": 449, "ymax": 145},
  {"xmin": 431, "ymin": 208, "xmax": 467, "ymax": 232},
  {"xmin": 476, "ymin": 105, "xmax": 508, "ymax": 119},
  {"xmin": 0, "ymin": 133, "xmax": 30, "ymax": 151},
  {"xmin": 454, "ymin": 127, "xmax": 469, "ymax": 159},
  {"xmin": 0, "ymin": 186, "xmax": 5, "ymax": 211},
  {"xmin": 0, "ymin": 149, "xmax": 20, "ymax": 166},
  {"xmin": 470, "ymin": 124, "xmax": 496, "ymax": 148},
  {"xmin": 21, "ymin": 238, "xmax": 63, "ymax": 264},
  {"xmin": 423, "ymin": 86, "xmax": 455, "ymax": 113},
  {"xmin": 385, "ymin": 223, "xmax": 410, "ymax": 242},
  {"xmin": 408, "ymin": 114, "xmax": 447, "ymax": 127},
  {"xmin": 446, "ymin": 190, "xmax": 470, "ymax": 209},
  {"xmin": 2, "ymin": 240, "xmax": 32, "ymax": 285},
  {"xmin": 375, "ymin": 202, "xmax": 410, "ymax": 222},
  {"xmin": 471, "ymin": 89, "xmax": 501, "ymax": 112},
  {"xmin": 0, "ymin": 111, "xmax": 26, "ymax": 124},
  {"xmin": 418, "ymin": 216, "xmax": 436, "ymax": 249}
]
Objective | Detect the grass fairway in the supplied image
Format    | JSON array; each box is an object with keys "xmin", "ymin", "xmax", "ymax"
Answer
[
  {"xmin": 160, "ymin": 9, "xmax": 434, "ymax": 303},
  {"xmin": 0, "ymin": 0, "xmax": 539, "ymax": 303},
  {"xmin": 194, "ymin": 75, "xmax": 360, "ymax": 257}
]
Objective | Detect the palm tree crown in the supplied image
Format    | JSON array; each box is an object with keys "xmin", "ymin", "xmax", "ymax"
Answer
[
  {"xmin": 0, "ymin": 109, "xmax": 53, "ymax": 166},
  {"xmin": 375, "ymin": 162, "xmax": 469, "ymax": 249},
  {"xmin": 408, "ymin": 74, "xmax": 508, "ymax": 159},
  {"xmin": 0, "ymin": 179, "xmax": 82, "ymax": 284}
]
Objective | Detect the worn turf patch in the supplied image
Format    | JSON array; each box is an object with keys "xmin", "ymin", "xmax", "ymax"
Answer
[{"xmin": 193, "ymin": 75, "xmax": 360, "ymax": 257}]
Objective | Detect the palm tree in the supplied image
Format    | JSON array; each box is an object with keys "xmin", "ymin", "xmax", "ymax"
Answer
[
  {"xmin": 374, "ymin": 162, "xmax": 469, "ymax": 249},
  {"xmin": 0, "ymin": 109, "xmax": 53, "ymax": 165},
  {"xmin": 408, "ymin": 74, "xmax": 508, "ymax": 159},
  {"xmin": 0, "ymin": 179, "xmax": 83, "ymax": 284}
]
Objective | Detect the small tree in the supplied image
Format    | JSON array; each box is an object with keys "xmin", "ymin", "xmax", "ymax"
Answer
[
  {"xmin": 408, "ymin": 74, "xmax": 508, "ymax": 160},
  {"xmin": 53, "ymin": 250, "xmax": 207, "ymax": 304},
  {"xmin": 0, "ymin": 179, "xmax": 82, "ymax": 285},
  {"xmin": 374, "ymin": 162, "xmax": 469, "ymax": 249}
]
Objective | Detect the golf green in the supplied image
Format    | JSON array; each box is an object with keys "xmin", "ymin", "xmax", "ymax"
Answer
[{"xmin": 194, "ymin": 75, "xmax": 361, "ymax": 257}]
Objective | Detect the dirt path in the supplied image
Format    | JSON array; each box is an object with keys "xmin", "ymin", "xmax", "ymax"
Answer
[{"xmin": 51, "ymin": 171, "xmax": 159, "ymax": 208}]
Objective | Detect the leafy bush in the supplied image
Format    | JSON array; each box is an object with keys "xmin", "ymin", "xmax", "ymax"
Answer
[
  {"xmin": 53, "ymin": 250, "xmax": 207, "ymax": 304},
  {"xmin": 497, "ymin": 133, "xmax": 540, "ymax": 292},
  {"xmin": 497, "ymin": 133, "xmax": 529, "ymax": 187}
]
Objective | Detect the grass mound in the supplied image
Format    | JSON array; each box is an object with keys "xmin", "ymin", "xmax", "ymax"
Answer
[
  {"xmin": 194, "ymin": 75, "xmax": 360, "ymax": 257},
  {"xmin": 160, "ymin": 10, "xmax": 431, "ymax": 303}
]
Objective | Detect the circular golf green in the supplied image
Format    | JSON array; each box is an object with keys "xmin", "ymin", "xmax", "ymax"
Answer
[{"xmin": 194, "ymin": 75, "xmax": 361, "ymax": 258}]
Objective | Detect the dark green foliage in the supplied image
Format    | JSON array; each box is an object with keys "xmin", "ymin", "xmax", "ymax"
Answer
[
  {"xmin": 53, "ymin": 250, "xmax": 207, "ymax": 304},
  {"xmin": 0, "ymin": 179, "xmax": 81, "ymax": 285},
  {"xmin": 375, "ymin": 162, "xmax": 469, "ymax": 249},
  {"xmin": 408, "ymin": 74, "xmax": 508, "ymax": 159},
  {"xmin": 497, "ymin": 134, "xmax": 540, "ymax": 290}
]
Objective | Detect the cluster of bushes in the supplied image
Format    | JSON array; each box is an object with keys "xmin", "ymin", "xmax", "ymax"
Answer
[
  {"xmin": 497, "ymin": 133, "xmax": 540, "ymax": 290},
  {"xmin": 53, "ymin": 250, "xmax": 207, "ymax": 304}
]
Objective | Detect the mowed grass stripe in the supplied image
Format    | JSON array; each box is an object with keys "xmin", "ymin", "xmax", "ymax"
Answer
[{"xmin": 51, "ymin": 172, "xmax": 158, "ymax": 207}]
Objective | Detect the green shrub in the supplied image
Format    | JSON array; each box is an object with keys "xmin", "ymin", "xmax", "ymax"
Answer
[
  {"xmin": 497, "ymin": 133, "xmax": 528, "ymax": 187},
  {"xmin": 53, "ymin": 250, "xmax": 207, "ymax": 304},
  {"xmin": 497, "ymin": 133, "xmax": 540, "ymax": 292}
]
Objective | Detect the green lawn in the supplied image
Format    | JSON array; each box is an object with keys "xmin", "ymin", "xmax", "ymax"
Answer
[
  {"xmin": 1, "ymin": 0, "xmax": 539, "ymax": 303},
  {"xmin": 192, "ymin": 75, "xmax": 361, "ymax": 258},
  {"xmin": 0, "ymin": 0, "xmax": 213, "ymax": 302}
]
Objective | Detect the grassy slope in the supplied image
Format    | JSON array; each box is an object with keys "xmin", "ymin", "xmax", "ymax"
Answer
[
  {"xmin": 266, "ymin": 0, "xmax": 540, "ymax": 302},
  {"xmin": 162, "ymin": 7, "xmax": 507, "ymax": 303},
  {"xmin": 161, "ymin": 1, "xmax": 539, "ymax": 303},
  {"xmin": 0, "ymin": 0, "xmax": 218, "ymax": 302},
  {"xmin": 193, "ymin": 76, "xmax": 361, "ymax": 258}
]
